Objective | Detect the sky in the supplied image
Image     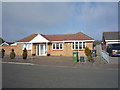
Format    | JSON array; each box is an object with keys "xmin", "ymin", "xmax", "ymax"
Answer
[{"xmin": 2, "ymin": 2, "xmax": 118, "ymax": 42}]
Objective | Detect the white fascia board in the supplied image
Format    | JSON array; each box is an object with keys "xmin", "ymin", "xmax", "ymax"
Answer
[
  {"xmin": 10, "ymin": 43, "xmax": 17, "ymax": 46},
  {"xmin": 29, "ymin": 34, "xmax": 50, "ymax": 43},
  {"xmin": 63, "ymin": 40, "xmax": 95, "ymax": 42},
  {"xmin": 16, "ymin": 42, "xmax": 31, "ymax": 43},
  {"xmin": 106, "ymin": 40, "xmax": 120, "ymax": 42},
  {"xmin": 106, "ymin": 42, "xmax": 120, "ymax": 45},
  {"xmin": 51, "ymin": 41, "xmax": 64, "ymax": 43}
]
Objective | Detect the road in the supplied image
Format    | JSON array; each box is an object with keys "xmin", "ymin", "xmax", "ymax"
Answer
[{"xmin": 2, "ymin": 63, "xmax": 118, "ymax": 88}]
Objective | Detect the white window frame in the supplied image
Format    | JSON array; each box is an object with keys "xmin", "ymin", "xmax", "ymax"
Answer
[
  {"xmin": 52, "ymin": 43, "xmax": 63, "ymax": 50},
  {"xmin": 72, "ymin": 41, "xmax": 86, "ymax": 50}
]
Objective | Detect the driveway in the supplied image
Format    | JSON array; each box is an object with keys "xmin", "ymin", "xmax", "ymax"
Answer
[{"xmin": 2, "ymin": 55, "xmax": 118, "ymax": 70}]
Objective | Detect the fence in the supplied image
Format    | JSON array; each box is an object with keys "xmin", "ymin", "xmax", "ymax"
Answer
[{"xmin": 101, "ymin": 50, "xmax": 109, "ymax": 63}]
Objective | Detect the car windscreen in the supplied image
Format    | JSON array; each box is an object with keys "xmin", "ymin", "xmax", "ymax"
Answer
[{"xmin": 110, "ymin": 44, "xmax": 120, "ymax": 50}]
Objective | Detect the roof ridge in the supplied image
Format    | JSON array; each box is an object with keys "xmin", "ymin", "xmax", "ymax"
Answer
[
  {"xmin": 79, "ymin": 32, "xmax": 94, "ymax": 40},
  {"xmin": 44, "ymin": 33, "xmax": 73, "ymax": 36},
  {"xmin": 103, "ymin": 31, "xmax": 119, "ymax": 33}
]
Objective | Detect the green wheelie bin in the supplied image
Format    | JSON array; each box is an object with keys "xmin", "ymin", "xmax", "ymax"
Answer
[
  {"xmin": 80, "ymin": 56, "xmax": 85, "ymax": 62},
  {"xmin": 73, "ymin": 51, "xmax": 78, "ymax": 62}
]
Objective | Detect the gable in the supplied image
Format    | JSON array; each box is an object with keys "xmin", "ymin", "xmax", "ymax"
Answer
[{"xmin": 29, "ymin": 34, "xmax": 49, "ymax": 43}]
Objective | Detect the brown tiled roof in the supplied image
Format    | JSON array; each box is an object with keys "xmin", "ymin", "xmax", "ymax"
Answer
[
  {"xmin": 64, "ymin": 32, "xmax": 94, "ymax": 40},
  {"xmin": 42, "ymin": 34, "xmax": 73, "ymax": 41},
  {"xmin": 17, "ymin": 34, "xmax": 37, "ymax": 42},
  {"xmin": 17, "ymin": 32, "xmax": 94, "ymax": 42}
]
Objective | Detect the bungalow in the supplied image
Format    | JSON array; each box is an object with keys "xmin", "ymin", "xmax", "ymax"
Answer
[{"xmin": 15, "ymin": 32, "xmax": 94, "ymax": 56}]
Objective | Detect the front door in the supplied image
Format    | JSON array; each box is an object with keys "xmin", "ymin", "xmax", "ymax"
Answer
[{"xmin": 36, "ymin": 44, "xmax": 46, "ymax": 56}]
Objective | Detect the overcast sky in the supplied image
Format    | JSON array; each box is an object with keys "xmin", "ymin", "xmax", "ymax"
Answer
[{"xmin": 2, "ymin": 2, "xmax": 118, "ymax": 42}]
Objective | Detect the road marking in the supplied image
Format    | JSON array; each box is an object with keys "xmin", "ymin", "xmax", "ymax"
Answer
[{"xmin": 2, "ymin": 62, "xmax": 35, "ymax": 65}]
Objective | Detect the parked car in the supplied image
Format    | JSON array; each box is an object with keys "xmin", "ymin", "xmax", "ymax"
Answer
[{"xmin": 107, "ymin": 43, "xmax": 120, "ymax": 57}]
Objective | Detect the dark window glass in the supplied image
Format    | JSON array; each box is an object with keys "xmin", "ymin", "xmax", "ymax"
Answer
[
  {"xmin": 76, "ymin": 42, "xmax": 78, "ymax": 49},
  {"xmin": 83, "ymin": 42, "xmax": 85, "ymax": 48},
  {"xmin": 56, "ymin": 43, "xmax": 59, "ymax": 49},
  {"xmin": 72, "ymin": 42, "xmax": 74, "ymax": 49},
  {"xmin": 79, "ymin": 42, "xmax": 82, "ymax": 49},
  {"xmin": 60, "ymin": 43, "xmax": 62, "ymax": 49},
  {"xmin": 53, "ymin": 44, "xmax": 55, "ymax": 49}
]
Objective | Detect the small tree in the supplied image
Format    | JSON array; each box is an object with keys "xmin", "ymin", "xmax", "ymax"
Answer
[
  {"xmin": 22, "ymin": 48, "xmax": 27, "ymax": 59},
  {"xmin": 84, "ymin": 47, "xmax": 92, "ymax": 56},
  {"xmin": 10, "ymin": 49, "xmax": 16, "ymax": 59},
  {"xmin": 1, "ymin": 49, "xmax": 5, "ymax": 59},
  {"xmin": 84, "ymin": 47, "xmax": 94, "ymax": 62}
]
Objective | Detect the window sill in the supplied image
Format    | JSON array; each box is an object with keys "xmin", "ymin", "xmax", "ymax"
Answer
[{"xmin": 52, "ymin": 50, "xmax": 63, "ymax": 51}]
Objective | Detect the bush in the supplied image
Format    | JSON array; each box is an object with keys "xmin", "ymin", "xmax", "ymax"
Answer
[
  {"xmin": 22, "ymin": 48, "xmax": 27, "ymax": 59},
  {"xmin": 1, "ymin": 49, "xmax": 5, "ymax": 59},
  {"xmin": 84, "ymin": 47, "xmax": 92, "ymax": 56},
  {"xmin": 87, "ymin": 55, "xmax": 94, "ymax": 62},
  {"xmin": 10, "ymin": 49, "xmax": 16, "ymax": 59},
  {"xmin": 84, "ymin": 47, "xmax": 94, "ymax": 62}
]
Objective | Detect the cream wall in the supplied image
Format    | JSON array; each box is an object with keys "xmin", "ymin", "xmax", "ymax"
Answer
[
  {"xmin": 47, "ymin": 42, "xmax": 93, "ymax": 56},
  {"xmin": 0, "ymin": 43, "xmax": 32, "ymax": 56},
  {"xmin": 0, "ymin": 41, "xmax": 93, "ymax": 56}
]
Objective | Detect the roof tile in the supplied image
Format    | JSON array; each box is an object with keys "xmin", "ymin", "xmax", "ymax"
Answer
[{"xmin": 17, "ymin": 32, "xmax": 94, "ymax": 42}]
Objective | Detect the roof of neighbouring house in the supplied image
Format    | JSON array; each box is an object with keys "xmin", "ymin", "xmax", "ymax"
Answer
[
  {"xmin": 0, "ymin": 37, "xmax": 5, "ymax": 44},
  {"xmin": 17, "ymin": 32, "xmax": 94, "ymax": 42},
  {"xmin": 103, "ymin": 31, "xmax": 120, "ymax": 40}
]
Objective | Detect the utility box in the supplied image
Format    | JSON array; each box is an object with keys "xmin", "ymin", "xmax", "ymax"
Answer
[
  {"xmin": 73, "ymin": 51, "xmax": 78, "ymax": 62},
  {"xmin": 92, "ymin": 50, "xmax": 96, "ymax": 57}
]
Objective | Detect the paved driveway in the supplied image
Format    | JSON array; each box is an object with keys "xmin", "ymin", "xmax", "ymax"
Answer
[{"xmin": 2, "ymin": 55, "xmax": 118, "ymax": 70}]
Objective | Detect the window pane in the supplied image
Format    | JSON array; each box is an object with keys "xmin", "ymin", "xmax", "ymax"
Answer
[
  {"xmin": 56, "ymin": 43, "xmax": 59, "ymax": 49},
  {"xmin": 72, "ymin": 42, "xmax": 74, "ymax": 49},
  {"xmin": 53, "ymin": 44, "xmax": 55, "ymax": 49},
  {"xmin": 75, "ymin": 42, "xmax": 78, "ymax": 49},
  {"xmin": 60, "ymin": 43, "xmax": 62, "ymax": 49},
  {"xmin": 83, "ymin": 42, "xmax": 85, "ymax": 48},
  {"xmin": 79, "ymin": 42, "xmax": 82, "ymax": 49}
]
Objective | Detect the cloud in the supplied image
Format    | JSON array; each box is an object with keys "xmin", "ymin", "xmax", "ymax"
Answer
[
  {"xmin": 3, "ymin": 2, "xmax": 75, "ymax": 27},
  {"xmin": 2, "ymin": 2, "xmax": 118, "ymax": 41},
  {"xmin": 76, "ymin": 2, "xmax": 118, "ymax": 26}
]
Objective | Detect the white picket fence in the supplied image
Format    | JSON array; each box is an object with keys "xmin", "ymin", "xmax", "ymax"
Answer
[{"xmin": 101, "ymin": 50, "xmax": 109, "ymax": 63}]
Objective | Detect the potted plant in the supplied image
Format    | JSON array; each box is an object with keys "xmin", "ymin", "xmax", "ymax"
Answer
[
  {"xmin": 22, "ymin": 48, "xmax": 27, "ymax": 59},
  {"xmin": 10, "ymin": 49, "xmax": 16, "ymax": 59}
]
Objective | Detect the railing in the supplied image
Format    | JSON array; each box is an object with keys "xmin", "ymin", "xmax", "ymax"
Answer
[{"xmin": 101, "ymin": 50, "xmax": 109, "ymax": 63}]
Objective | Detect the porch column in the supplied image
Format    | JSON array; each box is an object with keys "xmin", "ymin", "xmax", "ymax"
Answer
[{"xmin": 31, "ymin": 43, "xmax": 33, "ymax": 55}]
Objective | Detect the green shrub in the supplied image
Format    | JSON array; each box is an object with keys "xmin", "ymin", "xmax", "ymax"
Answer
[
  {"xmin": 10, "ymin": 49, "xmax": 16, "ymax": 59},
  {"xmin": 84, "ymin": 47, "xmax": 92, "ymax": 56},
  {"xmin": 87, "ymin": 55, "xmax": 94, "ymax": 62},
  {"xmin": 84, "ymin": 47, "xmax": 94, "ymax": 62},
  {"xmin": 1, "ymin": 49, "xmax": 5, "ymax": 59},
  {"xmin": 22, "ymin": 48, "xmax": 27, "ymax": 59}
]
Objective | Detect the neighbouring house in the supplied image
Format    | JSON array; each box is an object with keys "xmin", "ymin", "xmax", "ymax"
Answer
[
  {"xmin": 0, "ymin": 37, "xmax": 5, "ymax": 45},
  {"xmin": 102, "ymin": 31, "xmax": 120, "ymax": 51},
  {"xmin": 1, "ymin": 32, "xmax": 95, "ymax": 56},
  {"xmin": 0, "ymin": 37, "xmax": 14, "ymax": 46}
]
